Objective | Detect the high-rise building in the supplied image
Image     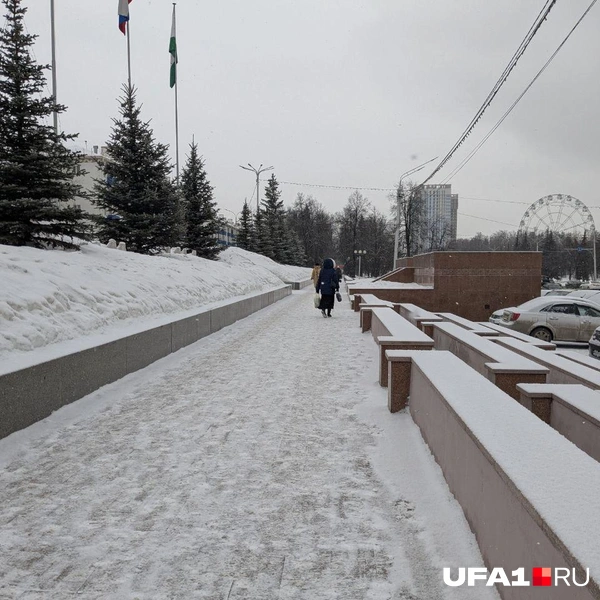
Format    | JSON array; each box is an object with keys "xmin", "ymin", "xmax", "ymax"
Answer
[{"xmin": 419, "ymin": 184, "xmax": 458, "ymax": 251}]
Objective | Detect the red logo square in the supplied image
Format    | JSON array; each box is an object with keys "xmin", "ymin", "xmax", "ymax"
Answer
[{"xmin": 532, "ymin": 567, "xmax": 552, "ymax": 586}]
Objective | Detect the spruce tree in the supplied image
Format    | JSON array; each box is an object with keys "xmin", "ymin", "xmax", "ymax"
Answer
[
  {"xmin": 181, "ymin": 142, "xmax": 221, "ymax": 258},
  {"xmin": 288, "ymin": 229, "xmax": 307, "ymax": 266},
  {"xmin": 237, "ymin": 199, "xmax": 254, "ymax": 250},
  {"xmin": 0, "ymin": 0, "xmax": 88, "ymax": 249},
  {"xmin": 261, "ymin": 174, "xmax": 285, "ymax": 261},
  {"xmin": 93, "ymin": 85, "xmax": 179, "ymax": 254},
  {"xmin": 254, "ymin": 207, "xmax": 271, "ymax": 256}
]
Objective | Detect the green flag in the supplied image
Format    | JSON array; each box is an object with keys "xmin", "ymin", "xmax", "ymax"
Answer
[{"xmin": 169, "ymin": 5, "xmax": 177, "ymax": 88}]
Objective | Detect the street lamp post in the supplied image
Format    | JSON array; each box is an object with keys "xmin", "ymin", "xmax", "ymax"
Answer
[
  {"xmin": 354, "ymin": 249, "xmax": 366, "ymax": 278},
  {"xmin": 239, "ymin": 163, "xmax": 274, "ymax": 213},
  {"xmin": 593, "ymin": 226, "xmax": 598, "ymax": 282},
  {"xmin": 221, "ymin": 208, "xmax": 241, "ymax": 225},
  {"xmin": 393, "ymin": 156, "xmax": 438, "ymax": 266}
]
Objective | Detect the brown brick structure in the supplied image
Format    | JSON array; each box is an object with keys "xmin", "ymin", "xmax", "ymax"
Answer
[{"xmin": 349, "ymin": 251, "xmax": 542, "ymax": 322}]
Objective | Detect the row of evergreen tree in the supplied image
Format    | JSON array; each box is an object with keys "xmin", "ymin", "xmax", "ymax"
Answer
[
  {"xmin": 7, "ymin": 0, "xmax": 587, "ymax": 280},
  {"xmin": 237, "ymin": 187, "xmax": 397, "ymax": 276},
  {"xmin": 0, "ymin": 0, "xmax": 222, "ymax": 258},
  {"xmin": 236, "ymin": 176, "xmax": 306, "ymax": 266},
  {"xmin": 94, "ymin": 86, "xmax": 222, "ymax": 258},
  {"xmin": 0, "ymin": 0, "xmax": 416, "ymax": 275},
  {"xmin": 0, "ymin": 0, "xmax": 407, "ymax": 275},
  {"xmin": 451, "ymin": 229, "xmax": 595, "ymax": 281}
]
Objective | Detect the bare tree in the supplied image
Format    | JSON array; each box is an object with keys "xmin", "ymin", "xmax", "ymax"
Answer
[
  {"xmin": 362, "ymin": 206, "xmax": 395, "ymax": 276},
  {"xmin": 423, "ymin": 217, "xmax": 451, "ymax": 252},
  {"xmin": 286, "ymin": 193, "xmax": 335, "ymax": 265},
  {"xmin": 337, "ymin": 191, "xmax": 370, "ymax": 276},
  {"xmin": 390, "ymin": 180, "xmax": 424, "ymax": 258}
]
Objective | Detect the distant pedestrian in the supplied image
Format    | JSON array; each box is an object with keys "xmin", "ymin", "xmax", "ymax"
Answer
[
  {"xmin": 316, "ymin": 258, "xmax": 339, "ymax": 318},
  {"xmin": 310, "ymin": 262, "xmax": 321, "ymax": 288},
  {"xmin": 335, "ymin": 264, "xmax": 343, "ymax": 283}
]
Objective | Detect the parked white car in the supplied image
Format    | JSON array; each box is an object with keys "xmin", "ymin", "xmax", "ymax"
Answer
[
  {"xmin": 589, "ymin": 327, "xmax": 600, "ymax": 359},
  {"xmin": 492, "ymin": 297, "xmax": 600, "ymax": 342}
]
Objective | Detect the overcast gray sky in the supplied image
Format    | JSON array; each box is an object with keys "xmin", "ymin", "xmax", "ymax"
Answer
[{"xmin": 22, "ymin": 0, "xmax": 600, "ymax": 237}]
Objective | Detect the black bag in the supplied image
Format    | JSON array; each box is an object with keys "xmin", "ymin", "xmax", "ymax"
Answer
[{"xmin": 336, "ymin": 292, "xmax": 342, "ymax": 302}]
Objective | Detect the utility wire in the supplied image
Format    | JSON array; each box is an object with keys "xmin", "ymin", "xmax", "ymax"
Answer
[
  {"xmin": 458, "ymin": 212, "xmax": 518, "ymax": 228},
  {"xmin": 260, "ymin": 180, "xmax": 600, "ymax": 211},
  {"xmin": 461, "ymin": 196, "xmax": 529, "ymax": 205},
  {"xmin": 259, "ymin": 179, "xmax": 396, "ymax": 192},
  {"xmin": 441, "ymin": 0, "xmax": 599, "ymax": 184},
  {"xmin": 420, "ymin": 0, "xmax": 558, "ymax": 186}
]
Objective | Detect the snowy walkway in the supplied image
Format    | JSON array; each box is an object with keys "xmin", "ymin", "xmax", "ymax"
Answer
[{"xmin": 0, "ymin": 290, "xmax": 497, "ymax": 600}]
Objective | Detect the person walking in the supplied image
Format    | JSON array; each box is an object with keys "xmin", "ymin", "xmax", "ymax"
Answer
[
  {"xmin": 310, "ymin": 262, "xmax": 321, "ymax": 288},
  {"xmin": 316, "ymin": 258, "xmax": 339, "ymax": 318}
]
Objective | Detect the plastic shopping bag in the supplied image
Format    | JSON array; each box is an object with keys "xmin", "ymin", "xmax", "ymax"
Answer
[{"xmin": 313, "ymin": 293, "xmax": 320, "ymax": 308}]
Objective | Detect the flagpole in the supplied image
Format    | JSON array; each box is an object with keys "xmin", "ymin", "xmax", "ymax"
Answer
[
  {"xmin": 126, "ymin": 20, "xmax": 132, "ymax": 88},
  {"xmin": 50, "ymin": 0, "xmax": 58, "ymax": 133},
  {"xmin": 175, "ymin": 78, "xmax": 180, "ymax": 184},
  {"xmin": 172, "ymin": 3, "xmax": 180, "ymax": 184}
]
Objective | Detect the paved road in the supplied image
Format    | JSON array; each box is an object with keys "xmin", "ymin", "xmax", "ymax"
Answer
[{"xmin": 0, "ymin": 291, "xmax": 497, "ymax": 600}]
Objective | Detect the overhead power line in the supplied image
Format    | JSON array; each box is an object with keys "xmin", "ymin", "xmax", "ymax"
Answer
[
  {"xmin": 461, "ymin": 196, "xmax": 529, "ymax": 205},
  {"xmin": 440, "ymin": 0, "xmax": 599, "ymax": 184},
  {"xmin": 420, "ymin": 0, "xmax": 558, "ymax": 186},
  {"xmin": 259, "ymin": 179, "xmax": 396, "ymax": 192},
  {"xmin": 458, "ymin": 212, "xmax": 518, "ymax": 228},
  {"xmin": 259, "ymin": 180, "xmax": 600, "ymax": 209}
]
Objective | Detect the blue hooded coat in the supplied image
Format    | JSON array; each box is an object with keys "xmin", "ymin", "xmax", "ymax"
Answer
[{"xmin": 316, "ymin": 258, "xmax": 339, "ymax": 296}]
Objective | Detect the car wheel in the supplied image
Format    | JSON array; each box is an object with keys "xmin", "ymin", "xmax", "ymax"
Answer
[{"xmin": 531, "ymin": 327, "xmax": 553, "ymax": 342}]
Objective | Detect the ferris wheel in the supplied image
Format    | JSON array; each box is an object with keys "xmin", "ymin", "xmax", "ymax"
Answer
[{"xmin": 518, "ymin": 194, "xmax": 595, "ymax": 236}]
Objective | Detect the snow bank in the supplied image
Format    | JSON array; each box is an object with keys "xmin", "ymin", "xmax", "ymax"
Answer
[
  {"xmin": 0, "ymin": 243, "xmax": 300, "ymax": 362},
  {"xmin": 219, "ymin": 246, "xmax": 311, "ymax": 282}
]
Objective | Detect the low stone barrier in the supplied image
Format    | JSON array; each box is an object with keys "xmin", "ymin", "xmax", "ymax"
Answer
[
  {"xmin": 493, "ymin": 337, "xmax": 600, "ymax": 390},
  {"xmin": 285, "ymin": 279, "xmax": 312, "ymax": 290},
  {"xmin": 384, "ymin": 349, "xmax": 600, "ymax": 600},
  {"xmin": 481, "ymin": 322, "xmax": 556, "ymax": 350},
  {"xmin": 431, "ymin": 321, "xmax": 547, "ymax": 399},
  {"xmin": 517, "ymin": 383, "xmax": 600, "ymax": 463},
  {"xmin": 369, "ymin": 307, "xmax": 434, "ymax": 386},
  {"xmin": 357, "ymin": 294, "xmax": 395, "ymax": 331},
  {"xmin": 0, "ymin": 285, "xmax": 291, "ymax": 440},
  {"xmin": 398, "ymin": 303, "xmax": 443, "ymax": 331},
  {"xmin": 436, "ymin": 312, "xmax": 499, "ymax": 337},
  {"xmin": 555, "ymin": 349, "xmax": 600, "ymax": 371}
]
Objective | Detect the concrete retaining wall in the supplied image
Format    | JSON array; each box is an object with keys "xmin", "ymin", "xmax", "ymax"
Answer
[
  {"xmin": 285, "ymin": 279, "xmax": 312, "ymax": 290},
  {"xmin": 0, "ymin": 285, "xmax": 291, "ymax": 440}
]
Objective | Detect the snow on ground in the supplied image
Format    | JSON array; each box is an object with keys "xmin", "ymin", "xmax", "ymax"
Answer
[
  {"xmin": 219, "ymin": 246, "xmax": 311, "ymax": 282},
  {"xmin": 0, "ymin": 243, "xmax": 308, "ymax": 365},
  {"xmin": 0, "ymin": 289, "xmax": 497, "ymax": 600}
]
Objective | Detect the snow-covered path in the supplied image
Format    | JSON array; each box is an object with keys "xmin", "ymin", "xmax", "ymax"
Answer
[{"xmin": 0, "ymin": 291, "xmax": 497, "ymax": 600}]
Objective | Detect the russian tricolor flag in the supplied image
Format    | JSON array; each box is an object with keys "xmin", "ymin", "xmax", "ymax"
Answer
[{"xmin": 118, "ymin": 0, "xmax": 132, "ymax": 35}]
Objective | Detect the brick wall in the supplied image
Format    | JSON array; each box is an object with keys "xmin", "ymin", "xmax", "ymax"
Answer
[{"xmin": 355, "ymin": 252, "xmax": 542, "ymax": 321}]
